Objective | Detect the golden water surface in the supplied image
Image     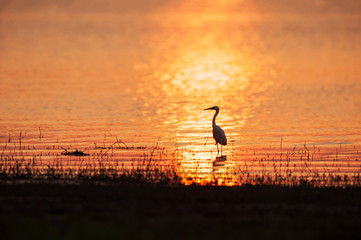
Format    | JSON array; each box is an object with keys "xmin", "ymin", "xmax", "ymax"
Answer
[{"xmin": 1, "ymin": 1, "xmax": 361, "ymax": 185}]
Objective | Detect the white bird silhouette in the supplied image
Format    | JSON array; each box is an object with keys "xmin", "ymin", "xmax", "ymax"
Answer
[{"xmin": 204, "ymin": 106, "xmax": 227, "ymax": 154}]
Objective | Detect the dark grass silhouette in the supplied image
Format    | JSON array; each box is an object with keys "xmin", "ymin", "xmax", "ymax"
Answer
[
  {"xmin": 1, "ymin": 183, "xmax": 361, "ymax": 240},
  {"xmin": 1, "ymin": 142, "xmax": 361, "ymax": 239},
  {"xmin": 1, "ymin": 141, "xmax": 361, "ymax": 187}
]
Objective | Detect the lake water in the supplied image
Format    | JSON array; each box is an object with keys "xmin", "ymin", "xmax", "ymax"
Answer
[{"xmin": 1, "ymin": 1, "xmax": 361, "ymax": 185}]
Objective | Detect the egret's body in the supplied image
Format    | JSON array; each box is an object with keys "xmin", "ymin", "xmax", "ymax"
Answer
[{"xmin": 204, "ymin": 106, "xmax": 227, "ymax": 154}]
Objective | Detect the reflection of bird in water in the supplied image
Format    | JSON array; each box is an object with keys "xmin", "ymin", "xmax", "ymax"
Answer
[
  {"xmin": 213, "ymin": 155, "xmax": 227, "ymax": 169},
  {"xmin": 204, "ymin": 106, "xmax": 227, "ymax": 155}
]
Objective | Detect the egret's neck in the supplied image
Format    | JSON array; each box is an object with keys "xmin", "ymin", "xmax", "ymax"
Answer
[{"xmin": 212, "ymin": 109, "xmax": 219, "ymax": 127}]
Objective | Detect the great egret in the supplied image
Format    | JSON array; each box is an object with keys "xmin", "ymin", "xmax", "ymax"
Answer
[{"xmin": 204, "ymin": 106, "xmax": 227, "ymax": 154}]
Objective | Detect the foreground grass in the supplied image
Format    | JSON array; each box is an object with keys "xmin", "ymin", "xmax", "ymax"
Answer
[
  {"xmin": 2, "ymin": 137, "xmax": 361, "ymax": 239},
  {"xmin": 1, "ymin": 182, "xmax": 361, "ymax": 240},
  {"xmin": 2, "ymin": 132, "xmax": 361, "ymax": 186},
  {"xmin": 2, "ymin": 143, "xmax": 361, "ymax": 187},
  {"xmin": 0, "ymin": 144, "xmax": 181, "ymax": 185}
]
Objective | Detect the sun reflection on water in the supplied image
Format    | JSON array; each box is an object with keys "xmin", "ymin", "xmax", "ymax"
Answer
[
  {"xmin": 159, "ymin": 45, "xmax": 250, "ymax": 99},
  {"xmin": 154, "ymin": 34, "xmax": 254, "ymax": 139},
  {"xmin": 144, "ymin": 13, "xmax": 278, "ymax": 183},
  {"xmin": 176, "ymin": 145, "xmax": 238, "ymax": 186}
]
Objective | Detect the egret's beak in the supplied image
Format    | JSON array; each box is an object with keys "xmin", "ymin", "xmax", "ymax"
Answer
[{"xmin": 204, "ymin": 107, "xmax": 214, "ymax": 110}]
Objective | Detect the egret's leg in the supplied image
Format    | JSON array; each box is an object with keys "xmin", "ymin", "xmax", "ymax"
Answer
[
  {"xmin": 216, "ymin": 143, "xmax": 219, "ymax": 154},
  {"xmin": 221, "ymin": 145, "xmax": 223, "ymax": 156}
]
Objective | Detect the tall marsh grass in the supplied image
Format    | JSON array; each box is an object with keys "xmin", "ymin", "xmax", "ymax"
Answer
[
  {"xmin": 1, "ymin": 135, "xmax": 361, "ymax": 187},
  {"xmin": 0, "ymin": 143, "xmax": 180, "ymax": 184}
]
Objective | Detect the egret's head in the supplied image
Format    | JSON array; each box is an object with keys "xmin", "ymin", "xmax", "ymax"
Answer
[{"xmin": 204, "ymin": 106, "xmax": 219, "ymax": 111}]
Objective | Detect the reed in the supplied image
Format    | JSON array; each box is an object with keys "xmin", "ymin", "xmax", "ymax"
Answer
[
  {"xmin": 0, "ymin": 143, "xmax": 180, "ymax": 184},
  {"xmin": 1, "ymin": 136, "xmax": 361, "ymax": 187}
]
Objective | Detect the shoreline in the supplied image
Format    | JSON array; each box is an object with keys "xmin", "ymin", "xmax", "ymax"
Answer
[{"xmin": 1, "ymin": 182, "xmax": 361, "ymax": 239}]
